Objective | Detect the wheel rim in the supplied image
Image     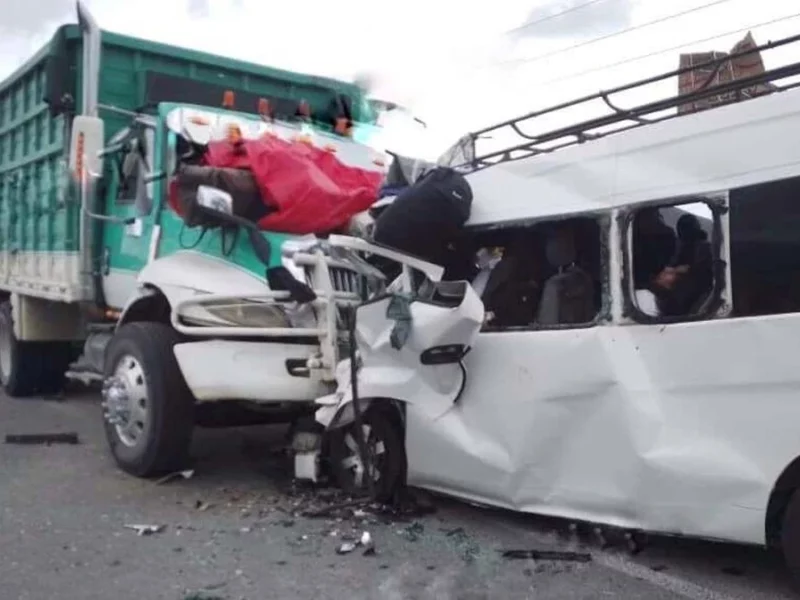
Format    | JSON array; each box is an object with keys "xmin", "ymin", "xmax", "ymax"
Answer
[
  {"xmin": 338, "ymin": 424, "xmax": 387, "ymax": 490},
  {"xmin": 102, "ymin": 354, "xmax": 149, "ymax": 448},
  {"xmin": 0, "ymin": 315, "xmax": 13, "ymax": 385}
]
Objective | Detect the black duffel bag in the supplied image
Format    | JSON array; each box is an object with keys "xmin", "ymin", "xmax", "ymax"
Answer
[{"xmin": 372, "ymin": 166, "xmax": 473, "ymax": 266}]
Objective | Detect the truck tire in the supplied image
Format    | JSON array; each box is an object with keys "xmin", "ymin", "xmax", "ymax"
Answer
[
  {"xmin": 782, "ymin": 488, "xmax": 800, "ymax": 587},
  {"xmin": 102, "ymin": 322, "xmax": 194, "ymax": 477},
  {"xmin": 327, "ymin": 407, "xmax": 405, "ymax": 503},
  {"xmin": 0, "ymin": 301, "xmax": 72, "ymax": 397}
]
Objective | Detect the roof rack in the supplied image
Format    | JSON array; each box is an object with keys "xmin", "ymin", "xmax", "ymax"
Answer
[{"xmin": 454, "ymin": 32, "xmax": 800, "ymax": 172}]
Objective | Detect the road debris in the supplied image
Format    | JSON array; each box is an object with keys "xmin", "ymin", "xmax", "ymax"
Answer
[
  {"xmin": 201, "ymin": 581, "xmax": 227, "ymax": 591},
  {"xmin": 155, "ymin": 469, "xmax": 195, "ymax": 485},
  {"xmin": 195, "ymin": 500, "xmax": 214, "ymax": 512},
  {"xmin": 300, "ymin": 498, "xmax": 368, "ymax": 519},
  {"xmin": 360, "ymin": 531, "xmax": 376, "ymax": 555},
  {"xmin": 400, "ymin": 521, "xmax": 425, "ymax": 542},
  {"xmin": 336, "ymin": 542, "xmax": 358, "ymax": 555},
  {"xmin": 625, "ymin": 531, "xmax": 646, "ymax": 554},
  {"xmin": 123, "ymin": 524, "xmax": 165, "ymax": 536},
  {"xmin": 501, "ymin": 549, "xmax": 592, "ymax": 562},
  {"xmin": 4, "ymin": 432, "xmax": 79, "ymax": 445},
  {"xmin": 593, "ymin": 526, "xmax": 610, "ymax": 549},
  {"xmin": 336, "ymin": 530, "xmax": 376, "ymax": 556}
]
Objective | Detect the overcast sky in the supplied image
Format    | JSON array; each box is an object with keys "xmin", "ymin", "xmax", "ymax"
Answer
[{"xmin": 0, "ymin": 0, "xmax": 797, "ymax": 158}]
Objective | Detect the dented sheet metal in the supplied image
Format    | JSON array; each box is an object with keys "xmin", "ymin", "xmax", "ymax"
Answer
[
  {"xmin": 405, "ymin": 315, "xmax": 800, "ymax": 546},
  {"xmin": 316, "ymin": 283, "xmax": 484, "ymax": 429}
]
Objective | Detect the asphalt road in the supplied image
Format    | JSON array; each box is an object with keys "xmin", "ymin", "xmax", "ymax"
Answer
[{"xmin": 0, "ymin": 389, "xmax": 797, "ymax": 600}]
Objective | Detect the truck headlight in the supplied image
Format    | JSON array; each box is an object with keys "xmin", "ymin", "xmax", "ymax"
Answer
[{"xmin": 200, "ymin": 301, "xmax": 290, "ymax": 328}]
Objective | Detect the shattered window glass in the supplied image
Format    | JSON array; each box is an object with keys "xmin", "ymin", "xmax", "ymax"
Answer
[{"xmin": 630, "ymin": 201, "xmax": 715, "ymax": 319}]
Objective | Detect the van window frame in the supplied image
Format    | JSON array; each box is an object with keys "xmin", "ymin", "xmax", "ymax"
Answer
[
  {"xmin": 619, "ymin": 194, "xmax": 728, "ymax": 325},
  {"xmin": 465, "ymin": 211, "xmax": 612, "ymax": 333}
]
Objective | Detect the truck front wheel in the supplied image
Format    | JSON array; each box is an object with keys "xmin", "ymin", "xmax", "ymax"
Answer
[
  {"xmin": 102, "ymin": 322, "xmax": 194, "ymax": 477},
  {"xmin": 0, "ymin": 301, "xmax": 72, "ymax": 397}
]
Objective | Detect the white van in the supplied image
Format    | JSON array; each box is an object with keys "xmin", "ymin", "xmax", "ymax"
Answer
[{"xmin": 306, "ymin": 37, "xmax": 800, "ymax": 582}]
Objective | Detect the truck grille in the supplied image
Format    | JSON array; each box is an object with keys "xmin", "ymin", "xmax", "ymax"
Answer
[{"xmin": 329, "ymin": 266, "xmax": 364, "ymax": 296}]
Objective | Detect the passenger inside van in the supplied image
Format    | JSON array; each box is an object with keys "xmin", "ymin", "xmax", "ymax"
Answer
[
  {"xmin": 658, "ymin": 213, "xmax": 714, "ymax": 316},
  {"xmin": 633, "ymin": 208, "xmax": 678, "ymax": 316},
  {"xmin": 633, "ymin": 209, "xmax": 714, "ymax": 317}
]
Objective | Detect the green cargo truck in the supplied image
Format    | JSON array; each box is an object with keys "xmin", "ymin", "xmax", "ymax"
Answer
[{"xmin": 0, "ymin": 2, "xmax": 391, "ymax": 477}]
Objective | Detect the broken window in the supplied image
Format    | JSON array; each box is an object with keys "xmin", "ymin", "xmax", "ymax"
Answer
[
  {"xmin": 457, "ymin": 217, "xmax": 603, "ymax": 330},
  {"xmin": 628, "ymin": 199, "xmax": 718, "ymax": 320},
  {"xmin": 730, "ymin": 175, "xmax": 800, "ymax": 317}
]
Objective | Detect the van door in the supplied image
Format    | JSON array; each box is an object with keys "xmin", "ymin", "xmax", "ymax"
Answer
[
  {"xmin": 403, "ymin": 216, "xmax": 614, "ymax": 510},
  {"xmin": 100, "ymin": 119, "xmax": 161, "ymax": 309}
]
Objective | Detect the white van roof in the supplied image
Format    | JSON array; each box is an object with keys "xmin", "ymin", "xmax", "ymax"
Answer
[{"xmin": 465, "ymin": 86, "xmax": 800, "ymax": 227}]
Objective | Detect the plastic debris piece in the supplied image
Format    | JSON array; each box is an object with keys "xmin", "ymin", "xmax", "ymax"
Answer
[
  {"xmin": 336, "ymin": 542, "xmax": 357, "ymax": 554},
  {"xmin": 124, "ymin": 524, "xmax": 165, "ymax": 536},
  {"xmin": 501, "ymin": 549, "xmax": 592, "ymax": 562},
  {"xmin": 155, "ymin": 469, "xmax": 195, "ymax": 485},
  {"xmin": 360, "ymin": 530, "xmax": 375, "ymax": 555},
  {"xmin": 5, "ymin": 432, "xmax": 79, "ymax": 445},
  {"xmin": 444, "ymin": 527, "xmax": 466, "ymax": 538},
  {"xmin": 195, "ymin": 500, "xmax": 213, "ymax": 512}
]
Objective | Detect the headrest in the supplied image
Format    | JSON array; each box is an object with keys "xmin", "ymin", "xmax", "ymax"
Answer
[
  {"xmin": 676, "ymin": 213, "xmax": 707, "ymax": 241},
  {"xmin": 545, "ymin": 228, "xmax": 577, "ymax": 268}
]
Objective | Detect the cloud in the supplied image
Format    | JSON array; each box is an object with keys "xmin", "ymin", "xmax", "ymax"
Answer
[
  {"xmin": 187, "ymin": 0, "xmax": 210, "ymax": 18},
  {"xmin": 510, "ymin": 0, "xmax": 633, "ymax": 39},
  {"xmin": 0, "ymin": 0, "xmax": 795, "ymax": 159},
  {"xmin": 0, "ymin": 0, "xmax": 73, "ymax": 34}
]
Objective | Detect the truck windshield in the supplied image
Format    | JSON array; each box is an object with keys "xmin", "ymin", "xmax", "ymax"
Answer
[{"xmin": 164, "ymin": 104, "xmax": 430, "ymax": 166}]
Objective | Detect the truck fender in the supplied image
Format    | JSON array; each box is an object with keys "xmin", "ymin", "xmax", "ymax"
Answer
[{"xmin": 116, "ymin": 286, "xmax": 171, "ymax": 330}]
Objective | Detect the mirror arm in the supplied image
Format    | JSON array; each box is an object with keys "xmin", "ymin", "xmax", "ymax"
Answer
[
  {"xmin": 144, "ymin": 171, "xmax": 166, "ymax": 183},
  {"xmin": 82, "ymin": 206, "xmax": 135, "ymax": 225},
  {"xmin": 98, "ymin": 144, "xmax": 123, "ymax": 158}
]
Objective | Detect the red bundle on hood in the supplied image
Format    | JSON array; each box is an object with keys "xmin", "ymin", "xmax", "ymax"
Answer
[{"xmin": 170, "ymin": 134, "xmax": 383, "ymax": 235}]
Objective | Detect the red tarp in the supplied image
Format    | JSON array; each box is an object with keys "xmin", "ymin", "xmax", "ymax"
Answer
[{"xmin": 169, "ymin": 134, "xmax": 383, "ymax": 234}]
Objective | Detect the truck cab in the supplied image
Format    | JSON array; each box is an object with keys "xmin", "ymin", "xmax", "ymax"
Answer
[
  {"xmin": 58, "ymin": 94, "xmax": 396, "ymax": 475},
  {"xmin": 0, "ymin": 2, "xmax": 402, "ymax": 478}
]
